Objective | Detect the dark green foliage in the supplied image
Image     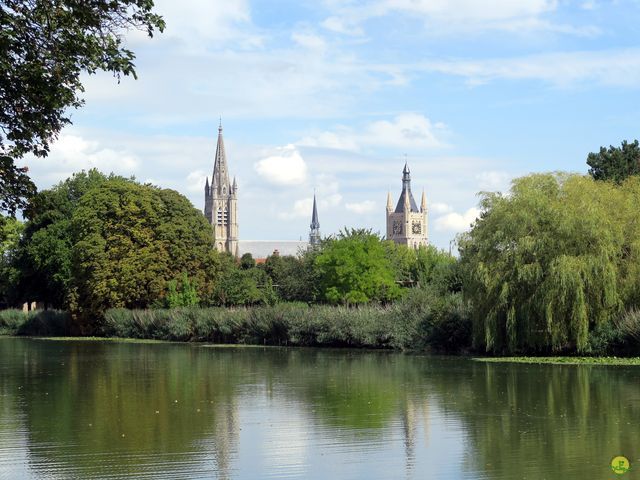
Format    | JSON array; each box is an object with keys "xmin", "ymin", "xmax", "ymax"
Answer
[
  {"xmin": 261, "ymin": 250, "xmax": 320, "ymax": 302},
  {"xmin": 14, "ymin": 170, "xmax": 128, "ymax": 307},
  {"xmin": 239, "ymin": 253, "xmax": 256, "ymax": 270},
  {"xmin": 587, "ymin": 140, "xmax": 640, "ymax": 183},
  {"xmin": 390, "ymin": 287, "xmax": 471, "ymax": 352},
  {"xmin": 0, "ymin": 309, "xmax": 70, "ymax": 336},
  {"xmin": 69, "ymin": 180, "xmax": 218, "ymax": 327},
  {"xmin": 0, "ymin": 216, "xmax": 23, "ymax": 306},
  {"xmin": 0, "ymin": 156, "xmax": 36, "ymax": 216},
  {"xmin": 0, "ymin": 1, "xmax": 163, "ymax": 214}
]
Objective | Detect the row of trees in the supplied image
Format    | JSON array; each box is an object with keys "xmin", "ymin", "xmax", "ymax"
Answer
[{"xmin": 0, "ymin": 169, "xmax": 457, "ymax": 332}]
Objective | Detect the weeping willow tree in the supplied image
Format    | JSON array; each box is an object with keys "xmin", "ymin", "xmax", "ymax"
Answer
[{"xmin": 459, "ymin": 173, "xmax": 640, "ymax": 354}]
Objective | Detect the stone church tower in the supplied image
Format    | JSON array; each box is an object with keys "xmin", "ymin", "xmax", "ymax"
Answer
[
  {"xmin": 386, "ymin": 163, "xmax": 428, "ymax": 248},
  {"xmin": 204, "ymin": 123, "xmax": 239, "ymax": 255}
]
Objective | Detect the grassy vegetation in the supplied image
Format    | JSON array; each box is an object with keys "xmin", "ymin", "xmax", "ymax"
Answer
[
  {"xmin": 0, "ymin": 289, "xmax": 472, "ymax": 353},
  {"xmin": 0, "ymin": 309, "xmax": 70, "ymax": 336},
  {"xmin": 473, "ymin": 356, "xmax": 640, "ymax": 366}
]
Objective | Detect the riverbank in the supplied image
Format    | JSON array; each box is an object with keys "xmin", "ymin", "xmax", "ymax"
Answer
[
  {"xmin": 474, "ymin": 356, "xmax": 640, "ymax": 366},
  {"xmin": 0, "ymin": 299, "xmax": 471, "ymax": 353}
]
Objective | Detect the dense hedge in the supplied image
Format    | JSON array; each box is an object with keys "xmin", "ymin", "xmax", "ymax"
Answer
[
  {"xmin": 0, "ymin": 289, "xmax": 473, "ymax": 353},
  {"xmin": 0, "ymin": 309, "xmax": 70, "ymax": 336}
]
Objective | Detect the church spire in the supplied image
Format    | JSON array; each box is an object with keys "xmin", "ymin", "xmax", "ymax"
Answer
[
  {"xmin": 309, "ymin": 193, "xmax": 321, "ymax": 247},
  {"xmin": 395, "ymin": 162, "xmax": 418, "ymax": 213},
  {"xmin": 421, "ymin": 189, "xmax": 427, "ymax": 213},
  {"xmin": 212, "ymin": 121, "xmax": 230, "ymax": 192}
]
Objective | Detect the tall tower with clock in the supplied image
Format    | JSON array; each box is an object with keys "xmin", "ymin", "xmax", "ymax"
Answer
[
  {"xmin": 386, "ymin": 163, "xmax": 428, "ymax": 249},
  {"xmin": 204, "ymin": 121, "xmax": 239, "ymax": 256}
]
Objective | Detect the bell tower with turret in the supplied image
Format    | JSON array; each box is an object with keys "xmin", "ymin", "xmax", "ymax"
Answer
[
  {"xmin": 386, "ymin": 163, "xmax": 428, "ymax": 249},
  {"xmin": 204, "ymin": 122, "xmax": 239, "ymax": 255}
]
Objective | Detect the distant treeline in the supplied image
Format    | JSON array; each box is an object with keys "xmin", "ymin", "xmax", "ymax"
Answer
[{"xmin": 2, "ymin": 141, "xmax": 640, "ymax": 355}]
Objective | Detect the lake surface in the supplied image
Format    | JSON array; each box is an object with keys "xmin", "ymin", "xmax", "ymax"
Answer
[{"xmin": 0, "ymin": 338, "xmax": 638, "ymax": 480}]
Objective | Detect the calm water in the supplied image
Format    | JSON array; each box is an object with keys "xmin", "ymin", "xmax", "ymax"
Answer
[{"xmin": 0, "ymin": 338, "xmax": 638, "ymax": 479}]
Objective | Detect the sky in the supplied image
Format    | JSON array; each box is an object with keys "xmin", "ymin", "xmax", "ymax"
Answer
[{"xmin": 23, "ymin": 0, "xmax": 640, "ymax": 250}]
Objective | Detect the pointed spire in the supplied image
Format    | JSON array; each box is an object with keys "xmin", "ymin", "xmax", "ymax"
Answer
[
  {"xmin": 309, "ymin": 193, "xmax": 321, "ymax": 247},
  {"xmin": 232, "ymin": 176, "xmax": 237, "ymax": 192},
  {"xmin": 387, "ymin": 191, "xmax": 393, "ymax": 211},
  {"xmin": 310, "ymin": 194, "xmax": 320, "ymax": 229},
  {"xmin": 421, "ymin": 189, "xmax": 427, "ymax": 212},
  {"xmin": 205, "ymin": 176, "xmax": 209, "ymax": 190},
  {"xmin": 212, "ymin": 119, "xmax": 230, "ymax": 191},
  {"xmin": 395, "ymin": 162, "xmax": 419, "ymax": 213}
]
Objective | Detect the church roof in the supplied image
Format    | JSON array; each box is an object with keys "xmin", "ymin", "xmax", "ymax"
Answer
[
  {"xmin": 395, "ymin": 189, "xmax": 419, "ymax": 213},
  {"xmin": 238, "ymin": 241, "xmax": 308, "ymax": 258},
  {"xmin": 395, "ymin": 162, "xmax": 420, "ymax": 213}
]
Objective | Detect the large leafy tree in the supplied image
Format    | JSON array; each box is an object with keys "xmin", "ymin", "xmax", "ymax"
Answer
[
  {"xmin": 587, "ymin": 140, "xmax": 640, "ymax": 183},
  {"xmin": 13, "ymin": 169, "xmax": 117, "ymax": 307},
  {"xmin": 0, "ymin": 0, "xmax": 164, "ymax": 213},
  {"xmin": 69, "ymin": 180, "xmax": 218, "ymax": 327},
  {"xmin": 459, "ymin": 173, "xmax": 640, "ymax": 354},
  {"xmin": 315, "ymin": 228, "xmax": 403, "ymax": 304}
]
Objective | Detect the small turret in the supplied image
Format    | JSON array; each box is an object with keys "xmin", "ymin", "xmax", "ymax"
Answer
[
  {"xmin": 205, "ymin": 176, "xmax": 210, "ymax": 196},
  {"xmin": 386, "ymin": 191, "xmax": 393, "ymax": 212},
  {"xmin": 421, "ymin": 189, "xmax": 427, "ymax": 213}
]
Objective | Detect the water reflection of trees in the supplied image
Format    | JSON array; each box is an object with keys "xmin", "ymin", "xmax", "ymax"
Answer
[
  {"xmin": 3, "ymin": 340, "xmax": 639, "ymax": 480},
  {"xmin": 424, "ymin": 361, "xmax": 640, "ymax": 480}
]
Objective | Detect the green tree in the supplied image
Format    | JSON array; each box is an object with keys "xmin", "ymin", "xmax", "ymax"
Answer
[
  {"xmin": 69, "ymin": 179, "xmax": 218, "ymax": 328},
  {"xmin": 240, "ymin": 253, "xmax": 256, "ymax": 270},
  {"xmin": 459, "ymin": 173, "xmax": 632, "ymax": 354},
  {"xmin": 262, "ymin": 250, "xmax": 320, "ymax": 303},
  {"xmin": 587, "ymin": 140, "xmax": 640, "ymax": 183},
  {"xmin": 0, "ymin": 0, "xmax": 164, "ymax": 213},
  {"xmin": 13, "ymin": 170, "xmax": 119, "ymax": 307},
  {"xmin": 315, "ymin": 229, "xmax": 403, "ymax": 304},
  {"xmin": 165, "ymin": 272, "xmax": 200, "ymax": 308},
  {"xmin": 0, "ymin": 216, "xmax": 23, "ymax": 306}
]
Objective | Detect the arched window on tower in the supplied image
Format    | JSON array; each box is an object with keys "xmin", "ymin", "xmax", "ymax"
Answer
[
  {"xmin": 216, "ymin": 207, "xmax": 223, "ymax": 225},
  {"xmin": 223, "ymin": 207, "xmax": 228, "ymax": 225}
]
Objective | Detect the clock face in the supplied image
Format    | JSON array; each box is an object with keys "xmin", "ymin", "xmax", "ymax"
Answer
[
  {"xmin": 393, "ymin": 220, "xmax": 403, "ymax": 235},
  {"xmin": 412, "ymin": 221, "xmax": 422, "ymax": 234}
]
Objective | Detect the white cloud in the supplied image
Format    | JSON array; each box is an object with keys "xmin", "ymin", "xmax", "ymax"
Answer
[
  {"xmin": 419, "ymin": 48, "xmax": 640, "ymax": 87},
  {"xmin": 254, "ymin": 145, "xmax": 308, "ymax": 186},
  {"xmin": 186, "ymin": 170, "xmax": 207, "ymax": 193},
  {"xmin": 434, "ymin": 207, "xmax": 481, "ymax": 232},
  {"xmin": 26, "ymin": 134, "xmax": 138, "ymax": 185},
  {"xmin": 476, "ymin": 171, "xmax": 512, "ymax": 191},
  {"xmin": 299, "ymin": 113, "xmax": 447, "ymax": 152},
  {"xmin": 430, "ymin": 202, "xmax": 453, "ymax": 214},
  {"xmin": 152, "ymin": 0, "xmax": 262, "ymax": 51},
  {"xmin": 320, "ymin": 0, "xmax": 594, "ymax": 36},
  {"xmin": 292, "ymin": 31, "xmax": 327, "ymax": 52},
  {"xmin": 345, "ymin": 200, "xmax": 376, "ymax": 214}
]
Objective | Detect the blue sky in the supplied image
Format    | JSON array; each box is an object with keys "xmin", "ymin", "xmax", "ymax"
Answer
[{"xmin": 25, "ymin": 0, "xmax": 640, "ymax": 250}]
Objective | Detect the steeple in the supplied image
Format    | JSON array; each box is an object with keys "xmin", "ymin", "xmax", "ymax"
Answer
[
  {"xmin": 386, "ymin": 191, "xmax": 393, "ymax": 212},
  {"xmin": 212, "ymin": 122, "xmax": 230, "ymax": 192},
  {"xmin": 421, "ymin": 189, "xmax": 427, "ymax": 213},
  {"xmin": 395, "ymin": 162, "xmax": 419, "ymax": 213},
  {"xmin": 309, "ymin": 193, "xmax": 321, "ymax": 247},
  {"xmin": 204, "ymin": 120, "xmax": 239, "ymax": 256}
]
